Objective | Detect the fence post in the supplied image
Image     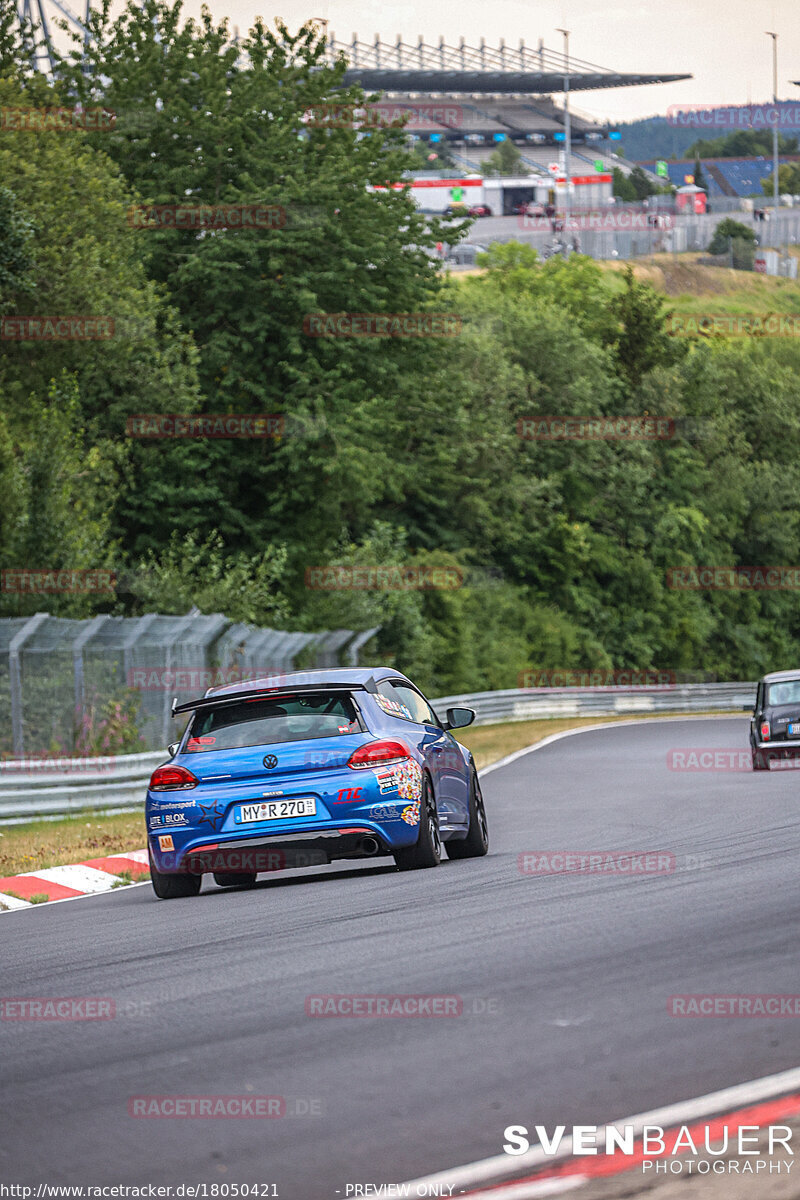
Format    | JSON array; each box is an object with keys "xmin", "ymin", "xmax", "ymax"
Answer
[
  {"xmin": 9, "ymin": 612, "xmax": 50, "ymax": 758},
  {"xmin": 345, "ymin": 627, "xmax": 380, "ymax": 665},
  {"xmin": 72, "ymin": 616, "xmax": 111, "ymax": 743},
  {"xmin": 122, "ymin": 613, "xmax": 158, "ymax": 688}
]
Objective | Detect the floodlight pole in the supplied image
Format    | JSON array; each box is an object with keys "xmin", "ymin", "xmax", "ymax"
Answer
[
  {"xmin": 557, "ymin": 28, "xmax": 571, "ymax": 257},
  {"xmin": 766, "ymin": 32, "xmax": 779, "ymax": 247}
]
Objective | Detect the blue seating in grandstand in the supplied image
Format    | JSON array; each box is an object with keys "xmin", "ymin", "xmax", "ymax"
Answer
[
  {"xmin": 640, "ymin": 158, "xmax": 790, "ymax": 197},
  {"xmin": 714, "ymin": 159, "xmax": 775, "ymax": 194}
]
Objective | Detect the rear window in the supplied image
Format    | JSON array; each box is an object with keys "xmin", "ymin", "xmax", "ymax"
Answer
[
  {"xmin": 766, "ymin": 680, "xmax": 800, "ymax": 707},
  {"xmin": 183, "ymin": 692, "xmax": 361, "ymax": 753}
]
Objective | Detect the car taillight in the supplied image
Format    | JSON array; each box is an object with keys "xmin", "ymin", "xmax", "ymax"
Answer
[
  {"xmin": 149, "ymin": 764, "xmax": 199, "ymax": 791},
  {"xmin": 348, "ymin": 739, "xmax": 411, "ymax": 769},
  {"xmin": 761, "ymin": 721, "xmax": 770, "ymax": 741}
]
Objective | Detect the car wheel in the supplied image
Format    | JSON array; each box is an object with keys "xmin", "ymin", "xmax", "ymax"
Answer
[
  {"xmin": 149, "ymin": 848, "xmax": 202, "ymax": 899},
  {"xmin": 752, "ymin": 746, "xmax": 770, "ymax": 770},
  {"xmin": 213, "ymin": 872, "xmax": 258, "ymax": 889},
  {"xmin": 446, "ymin": 767, "xmax": 489, "ymax": 859},
  {"xmin": 393, "ymin": 774, "xmax": 441, "ymax": 870}
]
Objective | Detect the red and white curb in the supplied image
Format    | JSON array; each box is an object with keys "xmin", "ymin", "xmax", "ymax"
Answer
[
  {"xmin": 0, "ymin": 849, "xmax": 149, "ymax": 909},
  {"xmin": 400, "ymin": 1065, "xmax": 800, "ymax": 1197}
]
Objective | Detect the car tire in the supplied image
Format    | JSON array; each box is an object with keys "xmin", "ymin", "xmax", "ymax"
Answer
[
  {"xmin": 213, "ymin": 872, "xmax": 258, "ymax": 889},
  {"xmin": 752, "ymin": 747, "xmax": 769, "ymax": 771},
  {"xmin": 446, "ymin": 767, "xmax": 489, "ymax": 859},
  {"xmin": 393, "ymin": 774, "xmax": 441, "ymax": 871},
  {"xmin": 149, "ymin": 849, "xmax": 202, "ymax": 899}
]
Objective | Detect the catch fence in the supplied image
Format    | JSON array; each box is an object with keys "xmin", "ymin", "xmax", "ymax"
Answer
[{"xmin": 0, "ymin": 613, "xmax": 379, "ymax": 759}]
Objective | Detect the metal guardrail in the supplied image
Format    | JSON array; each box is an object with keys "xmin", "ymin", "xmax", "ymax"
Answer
[
  {"xmin": 0, "ymin": 682, "xmax": 757, "ymax": 822},
  {"xmin": 0, "ymin": 751, "xmax": 166, "ymax": 821},
  {"xmin": 433, "ymin": 681, "xmax": 757, "ymax": 724}
]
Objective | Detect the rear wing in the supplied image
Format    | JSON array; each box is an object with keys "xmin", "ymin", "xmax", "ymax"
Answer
[{"xmin": 171, "ymin": 680, "xmax": 377, "ymax": 719}]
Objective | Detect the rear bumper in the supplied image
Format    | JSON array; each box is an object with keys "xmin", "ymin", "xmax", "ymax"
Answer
[
  {"xmin": 755, "ymin": 739, "xmax": 800, "ymax": 750},
  {"xmin": 149, "ymin": 823, "xmax": 412, "ymax": 874}
]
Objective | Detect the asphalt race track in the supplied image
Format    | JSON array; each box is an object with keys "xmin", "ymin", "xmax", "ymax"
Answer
[{"xmin": 2, "ymin": 716, "xmax": 799, "ymax": 1196}]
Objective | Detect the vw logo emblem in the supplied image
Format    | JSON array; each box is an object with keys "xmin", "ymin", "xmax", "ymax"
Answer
[{"xmin": 263, "ymin": 754, "xmax": 278, "ymax": 769}]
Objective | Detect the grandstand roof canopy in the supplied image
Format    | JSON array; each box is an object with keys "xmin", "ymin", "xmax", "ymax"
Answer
[{"xmin": 324, "ymin": 35, "xmax": 692, "ymax": 94}]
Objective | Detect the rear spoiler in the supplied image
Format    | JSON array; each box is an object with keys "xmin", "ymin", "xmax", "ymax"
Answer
[{"xmin": 171, "ymin": 679, "xmax": 377, "ymax": 719}]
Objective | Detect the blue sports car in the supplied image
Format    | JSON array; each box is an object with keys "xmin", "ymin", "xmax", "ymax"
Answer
[{"xmin": 146, "ymin": 668, "xmax": 488, "ymax": 898}]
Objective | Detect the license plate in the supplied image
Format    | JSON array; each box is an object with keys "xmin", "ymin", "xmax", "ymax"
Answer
[
  {"xmin": 790, "ymin": 724, "xmax": 800, "ymax": 736},
  {"xmin": 235, "ymin": 798, "xmax": 316, "ymax": 824}
]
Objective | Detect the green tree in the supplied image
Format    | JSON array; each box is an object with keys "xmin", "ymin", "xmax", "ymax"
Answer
[
  {"xmin": 693, "ymin": 158, "xmax": 707, "ymax": 192},
  {"xmin": 0, "ymin": 375, "xmax": 117, "ymax": 617},
  {"xmin": 0, "ymin": 185, "xmax": 35, "ymax": 301},
  {"xmin": 55, "ymin": 5, "xmax": 465, "ymax": 567},
  {"xmin": 612, "ymin": 167, "xmax": 636, "ymax": 201},
  {"xmin": 483, "ymin": 138, "xmax": 523, "ymax": 177},
  {"xmin": 410, "ymin": 140, "xmax": 457, "ymax": 171},
  {"xmin": 708, "ymin": 218, "xmax": 757, "ymax": 268},
  {"xmin": 762, "ymin": 162, "xmax": 800, "ymax": 196},
  {"xmin": 609, "ymin": 266, "xmax": 680, "ymax": 390},
  {"xmin": 628, "ymin": 164, "xmax": 657, "ymax": 200},
  {"xmin": 687, "ymin": 130, "xmax": 798, "ymax": 159}
]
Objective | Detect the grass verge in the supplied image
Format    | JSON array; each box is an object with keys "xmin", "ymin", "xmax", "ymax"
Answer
[
  {"xmin": 0, "ymin": 711, "xmax": 737, "ymax": 876},
  {"xmin": 0, "ymin": 811, "xmax": 145, "ymax": 878}
]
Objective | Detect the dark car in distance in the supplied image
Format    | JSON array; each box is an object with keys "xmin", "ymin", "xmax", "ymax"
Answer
[{"xmin": 749, "ymin": 670, "xmax": 800, "ymax": 770}]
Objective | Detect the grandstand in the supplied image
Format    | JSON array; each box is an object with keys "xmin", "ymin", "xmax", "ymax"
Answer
[
  {"xmin": 640, "ymin": 157, "xmax": 800, "ymax": 197},
  {"xmin": 321, "ymin": 35, "xmax": 690, "ymax": 174}
]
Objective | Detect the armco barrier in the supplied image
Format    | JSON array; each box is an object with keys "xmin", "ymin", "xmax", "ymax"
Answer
[
  {"xmin": 0, "ymin": 751, "xmax": 165, "ymax": 821},
  {"xmin": 0, "ymin": 682, "xmax": 757, "ymax": 822},
  {"xmin": 432, "ymin": 681, "xmax": 757, "ymax": 724}
]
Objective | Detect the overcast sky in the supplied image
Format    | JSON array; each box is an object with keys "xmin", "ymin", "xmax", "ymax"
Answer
[{"xmin": 108, "ymin": 0, "xmax": 800, "ymax": 122}]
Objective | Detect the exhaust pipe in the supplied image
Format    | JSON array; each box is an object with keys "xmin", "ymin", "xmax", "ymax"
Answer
[{"xmin": 357, "ymin": 836, "xmax": 380, "ymax": 856}]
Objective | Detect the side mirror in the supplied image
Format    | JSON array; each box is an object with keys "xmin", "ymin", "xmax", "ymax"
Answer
[
  {"xmin": 444, "ymin": 707, "xmax": 475, "ymax": 731},
  {"xmin": 167, "ymin": 742, "xmax": 180, "ymax": 758}
]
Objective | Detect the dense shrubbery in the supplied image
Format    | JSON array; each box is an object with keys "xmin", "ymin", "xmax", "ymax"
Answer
[{"xmin": 3, "ymin": 4, "xmax": 800, "ymax": 694}]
